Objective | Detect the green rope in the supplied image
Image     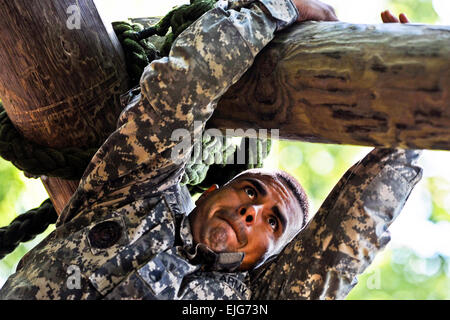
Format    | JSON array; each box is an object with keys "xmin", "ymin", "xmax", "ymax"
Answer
[
  {"xmin": 187, "ymin": 137, "xmax": 272, "ymax": 194},
  {"xmin": 0, "ymin": 102, "xmax": 97, "ymax": 180},
  {"xmin": 112, "ymin": 21, "xmax": 160, "ymax": 86},
  {"xmin": 113, "ymin": 0, "xmax": 217, "ymax": 86},
  {"xmin": 0, "ymin": 199, "xmax": 57, "ymax": 259},
  {"xmin": 181, "ymin": 132, "xmax": 237, "ymax": 186}
]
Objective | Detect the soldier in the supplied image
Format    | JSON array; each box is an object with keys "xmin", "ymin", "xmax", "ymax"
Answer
[{"xmin": 0, "ymin": 1, "xmax": 421, "ymax": 300}]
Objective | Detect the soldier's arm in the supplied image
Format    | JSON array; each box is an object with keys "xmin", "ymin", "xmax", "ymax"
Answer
[
  {"xmin": 58, "ymin": 0, "xmax": 300, "ymax": 225},
  {"xmin": 250, "ymin": 148, "xmax": 423, "ymax": 300}
]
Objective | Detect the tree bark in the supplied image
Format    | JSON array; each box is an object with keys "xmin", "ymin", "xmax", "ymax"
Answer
[
  {"xmin": 210, "ymin": 22, "xmax": 450, "ymax": 150},
  {"xmin": 0, "ymin": 1, "xmax": 129, "ymax": 214}
]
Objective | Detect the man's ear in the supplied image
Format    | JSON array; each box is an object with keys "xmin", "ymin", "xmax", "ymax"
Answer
[{"xmin": 195, "ymin": 184, "xmax": 219, "ymax": 206}]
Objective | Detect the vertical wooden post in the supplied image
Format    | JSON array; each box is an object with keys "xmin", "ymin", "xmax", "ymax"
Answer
[{"xmin": 0, "ymin": 0, "xmax": 129, "ymax": 214}]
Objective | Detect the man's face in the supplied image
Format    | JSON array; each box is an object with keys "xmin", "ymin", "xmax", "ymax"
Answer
[{"xmin": 189, "ymin": 171, "xmax": 304, "ymax": 270}]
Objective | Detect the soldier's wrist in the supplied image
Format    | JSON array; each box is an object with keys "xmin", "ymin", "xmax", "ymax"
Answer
[{"xmin": 256, "ymin": 0, "xmax": 299, "ymax": 31}]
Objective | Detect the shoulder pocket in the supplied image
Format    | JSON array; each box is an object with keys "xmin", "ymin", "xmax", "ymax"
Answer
[{"xmin": 86, "ymin": 198, "xmax": 177, "ymax": 296}]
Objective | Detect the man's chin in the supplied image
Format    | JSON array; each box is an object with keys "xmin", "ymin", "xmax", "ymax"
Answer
[{"xmin": 206, "ymin": 226, "xmax": 235, "ymax": 253}]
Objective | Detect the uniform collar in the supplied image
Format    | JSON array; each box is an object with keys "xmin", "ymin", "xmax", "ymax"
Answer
[
  {"xmin": 179, "ymin": 213, "xmax": 195, "ymax": 247},
  {"xmin": 178, "ymin": 215, "xmax": 245, "ymax": 273}
]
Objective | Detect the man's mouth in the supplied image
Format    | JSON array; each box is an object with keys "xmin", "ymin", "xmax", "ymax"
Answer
[{"xmin": 216, "ymin": 211, "xmax": 248, "ymax": 247}]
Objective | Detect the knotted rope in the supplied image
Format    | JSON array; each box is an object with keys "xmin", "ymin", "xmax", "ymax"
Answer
[
  {"xmin": 113, "ymin": 0, "xmax": 217, "ymax": 86},
  {"xmin": 0, "ymin": 199, "xmax": 57, "ymax": 259},
  {"xmin": 187, "ymin": 137, "xmax": 272, "ymax": 194},
  {"xmin": 112, "ymin": 21, "xmax": 160, "ymax": 86},
  {"xmin": 0, "ymin": 103, "xmax": 97, "ymax": 180}
]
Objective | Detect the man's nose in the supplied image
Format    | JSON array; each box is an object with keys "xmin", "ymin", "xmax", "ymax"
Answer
[{"xmin": 239, "ymin": 205, "xmax": 263, "ymax": 226}]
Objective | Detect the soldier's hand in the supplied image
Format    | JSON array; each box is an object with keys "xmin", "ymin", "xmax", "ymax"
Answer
[
  {"xmin": 381, "ymin": 10, "xmax": 410, "ymax": 23},
  {"xmin": 293, "ymin": 0, "xmax": 338, "ymax": 22}
]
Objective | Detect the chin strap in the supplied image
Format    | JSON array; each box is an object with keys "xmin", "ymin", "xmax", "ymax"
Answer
[{"xmin": 183, "ymin": 243, "xmax": 245, "ymax": 272}]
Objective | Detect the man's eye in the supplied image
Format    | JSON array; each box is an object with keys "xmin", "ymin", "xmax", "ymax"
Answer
[
  {"xmin": 244, "ymin": 187, "xmax": 256, "ymax": 199},
  {"xmin": 268, "ymin": 217, "xmax": 278, "ymax": 230}
]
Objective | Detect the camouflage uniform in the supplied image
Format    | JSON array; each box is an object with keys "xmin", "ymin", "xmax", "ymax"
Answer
[
  {"xmin": 0, "ymin": 0, "xmax": 299, "ymax": 300},
  {"xmin": 0, "ymin": 0, "xmax": 423, "ymax": 300}
]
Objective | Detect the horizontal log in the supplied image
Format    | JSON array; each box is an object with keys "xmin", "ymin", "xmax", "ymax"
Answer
[{"xmin": 210, "ymin": 22, "xmax": 450, "ymax": 150}]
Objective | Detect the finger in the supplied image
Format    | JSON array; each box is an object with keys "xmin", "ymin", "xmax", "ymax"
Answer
[
  {"xmin": 327, "ymin": 11, "xmax": 339, "ymax": 21},
  {"xmin": 381, "ymin": 10, "xmax": 387, "ymax": 23},
  {"xmin": 399, "ymin": 13, "xmax": 410, "ymax": 23},
  {"xmin": 327, "ymin": 5, "xmax": 339, "ymax": 21},
  {"xmin": 381, "ymin": 10, "xmax": 393, "ymax": 23},
  {"xmin": 328, "ymin": 4, "xmax": 337, "ymax": 17},
  {"xmin": 381, "ymin": 10, "xmax": 398, "ymax": 23},
  {"xmin": 386, "ymin": 10, "xmax": 400, "ymax": 23}
]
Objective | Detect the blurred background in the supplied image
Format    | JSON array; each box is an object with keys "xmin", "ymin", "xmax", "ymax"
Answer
[{"xmin": 0, "ymin": 0, "xmax": 449, "ymax": 299}]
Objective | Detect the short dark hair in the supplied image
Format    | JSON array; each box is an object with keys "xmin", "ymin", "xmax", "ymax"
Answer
[{"xmin": 275, "ymin": 170, "xmax": 309, "ymax": 228}]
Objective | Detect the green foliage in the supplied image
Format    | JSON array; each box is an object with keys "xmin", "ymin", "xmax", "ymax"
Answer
[
  {"xmin": 388, "ymin": 0, "xmax": 439, "ymax": 23},
  {"xmin": 0, "ymin": 159, "xmax": 26, "ymax": 283},
  {"xmin": 426, "ymin": 177, "xmax": 450, "ymax": 223},
  {"xmin": 267, "ymin": 141, "xmax": 450, "ymax": 300},
  {"xmin": 0, "ymin": 159, "xmax": 24, "ymax": 227},
  {"xmin": 347, "ymin": 247, "xmax": 450, "ymax": 300},
  {"xmin": 274, "ymin": 140, "xmax": 370, "ymax": 213},
  {"xmin": 0, "ymin": 159, "xmax": 52, "ymax": 286}
]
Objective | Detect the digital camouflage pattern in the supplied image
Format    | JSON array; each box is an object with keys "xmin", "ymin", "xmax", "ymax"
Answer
[
  {"xmin": 250, "ymin": 148, "xmax": 422, "ymax": 299},
  {"xmin": 0, "ymin": 0, "xmax": 298, "ymax": 300}
]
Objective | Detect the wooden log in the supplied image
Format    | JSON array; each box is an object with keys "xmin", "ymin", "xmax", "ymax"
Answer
[
  {"xmin": 210, "ymin": 22, "xmax": 450, "ymax": 150},
  {"xmin": 0, "ymin": 1, "xmax": 129, "ymax": 213}
]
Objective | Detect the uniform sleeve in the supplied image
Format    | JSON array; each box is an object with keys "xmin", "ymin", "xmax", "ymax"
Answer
[
  {"xmin": 57, "ymin": 0, "xmax": 299, "ymax": 225},
  {"xmin": 250, "ymin": 148, "xmax": 423, "ymax": 300}
]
